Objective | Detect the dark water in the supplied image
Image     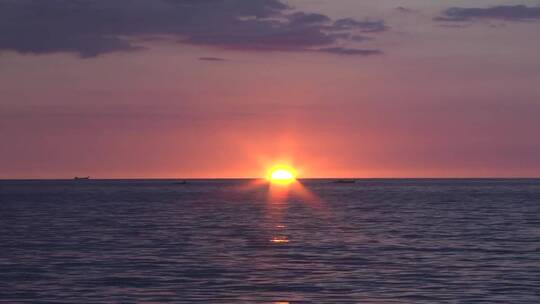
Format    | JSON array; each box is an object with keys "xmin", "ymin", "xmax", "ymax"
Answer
[{"xmin": 1, "ymin": 179, "xmax": 539, "ymax": 303}]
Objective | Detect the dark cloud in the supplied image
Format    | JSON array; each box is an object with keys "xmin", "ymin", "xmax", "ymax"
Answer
[
  {"xmin": 396, "ymin": 7, "xmax": 414, "ymax": 14},
  {"xmin": 318, "ymin": 47, "xmax": 382, "ymax": 56},
  {"xmin": 198, "ymin": 57, "xmax": 227, "ymax": 61},
  {"xmin": 436, "ymin": 5, "xmax": 540, "ymax": 22},
  {"xmin": 0, "ymin": 0, "xmax": 387, "ymax": 58},
  {"xmin": 287, "ymin": 12, "xmax": 331, "ymax": 26},
  {"xmin": 331, "ymin": 18, "xmax": 388, "ymax": 32}
]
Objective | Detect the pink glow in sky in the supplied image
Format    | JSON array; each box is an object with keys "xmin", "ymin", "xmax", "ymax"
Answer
[{"xmin": 1, "ymin": 0, "xmax": 540, "ymax": 178}]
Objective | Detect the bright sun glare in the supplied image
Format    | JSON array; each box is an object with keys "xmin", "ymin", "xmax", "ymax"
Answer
[{"xmin": 267, "ymin": 166, "xmax": 297, "ymax": 185}]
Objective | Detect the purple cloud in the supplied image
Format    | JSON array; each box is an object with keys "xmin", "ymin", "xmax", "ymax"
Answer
[
  {"xmin": 318, "ymin": 47, "xmax": 382, "ymax": 56},
  {"xmin": 331, "ymin": 18, "xmax": 388, "ymax": 32},
  {"xmin": 436, "ymin": 5, "xmax": 540, "ymax": 22},
  {"xmin": 0, "ymin": 0, "xmax": 387, "ymax": 58},
  {"xmin": 198, "ymin": 57, "xmax": 227, "ymax": 62},
  {"xmin": 396, "ymin": 7, "xmax": 414, "ymax": 14}
]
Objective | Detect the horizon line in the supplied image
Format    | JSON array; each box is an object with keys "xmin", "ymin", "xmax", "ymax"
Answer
[{"xmin": 2, "ymin": 177, "xmax": 540, "ymax": 181}]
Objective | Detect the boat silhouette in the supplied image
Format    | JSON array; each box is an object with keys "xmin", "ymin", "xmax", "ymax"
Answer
[
  {"xmin": 74, "ymin": 176, "xmax": 90, "ymax": 180},
  {"xmin": 333, "ymin": 179, "xmax": 356, "ymax": 184}
]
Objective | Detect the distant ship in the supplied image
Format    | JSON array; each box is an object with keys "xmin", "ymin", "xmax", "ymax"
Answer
[
  {"xmin": 74, "ymin": 176, "xmax": 90, "ymax": 180},
  {"xmin": 333, "ymin": 179, "xmax": 356, "ymax": 184}
]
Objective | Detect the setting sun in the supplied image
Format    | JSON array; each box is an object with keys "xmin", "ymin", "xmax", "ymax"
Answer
[{"xmin": 267, "ymin": 166, "xmax": 297, "ymax": 185}]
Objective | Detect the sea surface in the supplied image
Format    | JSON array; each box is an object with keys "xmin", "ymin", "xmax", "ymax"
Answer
[{"xmin": 1, "ymin": 179, "xmax": 539, "ymax": 303}]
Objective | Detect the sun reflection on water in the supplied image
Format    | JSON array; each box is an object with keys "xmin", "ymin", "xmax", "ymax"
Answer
[
  {"xmin": 234, "ymin": 169, "xmax": 324, "ymax": 247},
  {"xmin": 270, "ymin": 236, "xmax": 290, "ymax": 244}
]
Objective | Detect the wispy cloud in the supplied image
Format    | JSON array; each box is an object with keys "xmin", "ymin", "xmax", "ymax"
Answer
[
  {"xmin": 198, "ymin": 57, "xmax": 228, "ymax": 62},
  {"xmin": 318, "ymin": 47, "xmax": 382, "ymax": 56},
  {"xmin": 436, "ymin": 5, "xmax": 540, "ymax": 22},
  {"xmin": 396, "ymin": 7, "xmax": 415, "ymax": 14}
]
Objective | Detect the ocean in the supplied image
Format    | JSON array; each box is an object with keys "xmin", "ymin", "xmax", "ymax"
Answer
[{"xmin": 1, "ymin": 179, "xmax": 539, "ymax": 303}]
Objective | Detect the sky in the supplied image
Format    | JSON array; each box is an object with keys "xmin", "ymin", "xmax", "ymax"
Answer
[{"xmin": 1, "ymin": 0, "xmax": 540, "ymax": 179}]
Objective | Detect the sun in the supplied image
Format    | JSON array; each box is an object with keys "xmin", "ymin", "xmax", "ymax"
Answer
[
  {"xmin": 266, "ymin": 166, "xmax": 297, "ymax": 185},
  {"xmin": 271, "ymin": 169, "xmax": 294, "ymax": 181}
]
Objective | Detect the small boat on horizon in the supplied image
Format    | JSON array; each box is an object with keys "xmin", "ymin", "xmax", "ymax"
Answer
[
  {"xmin": 74, "ymin": 176, "xmax": 90, "ymax": 180},
  {"xmin": 333, "ymin": 179, "xmax": 356, "ymax": 184}
]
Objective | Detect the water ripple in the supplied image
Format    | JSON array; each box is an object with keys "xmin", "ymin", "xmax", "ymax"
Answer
[{"xmin": 1, "ymin": 179, "xmax": 539, "ymax": 303}]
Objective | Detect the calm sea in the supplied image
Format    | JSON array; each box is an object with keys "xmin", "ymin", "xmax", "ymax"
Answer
[{"xmin": 1, "ymin": 179, "xmax": 539, "ymax": 303}]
